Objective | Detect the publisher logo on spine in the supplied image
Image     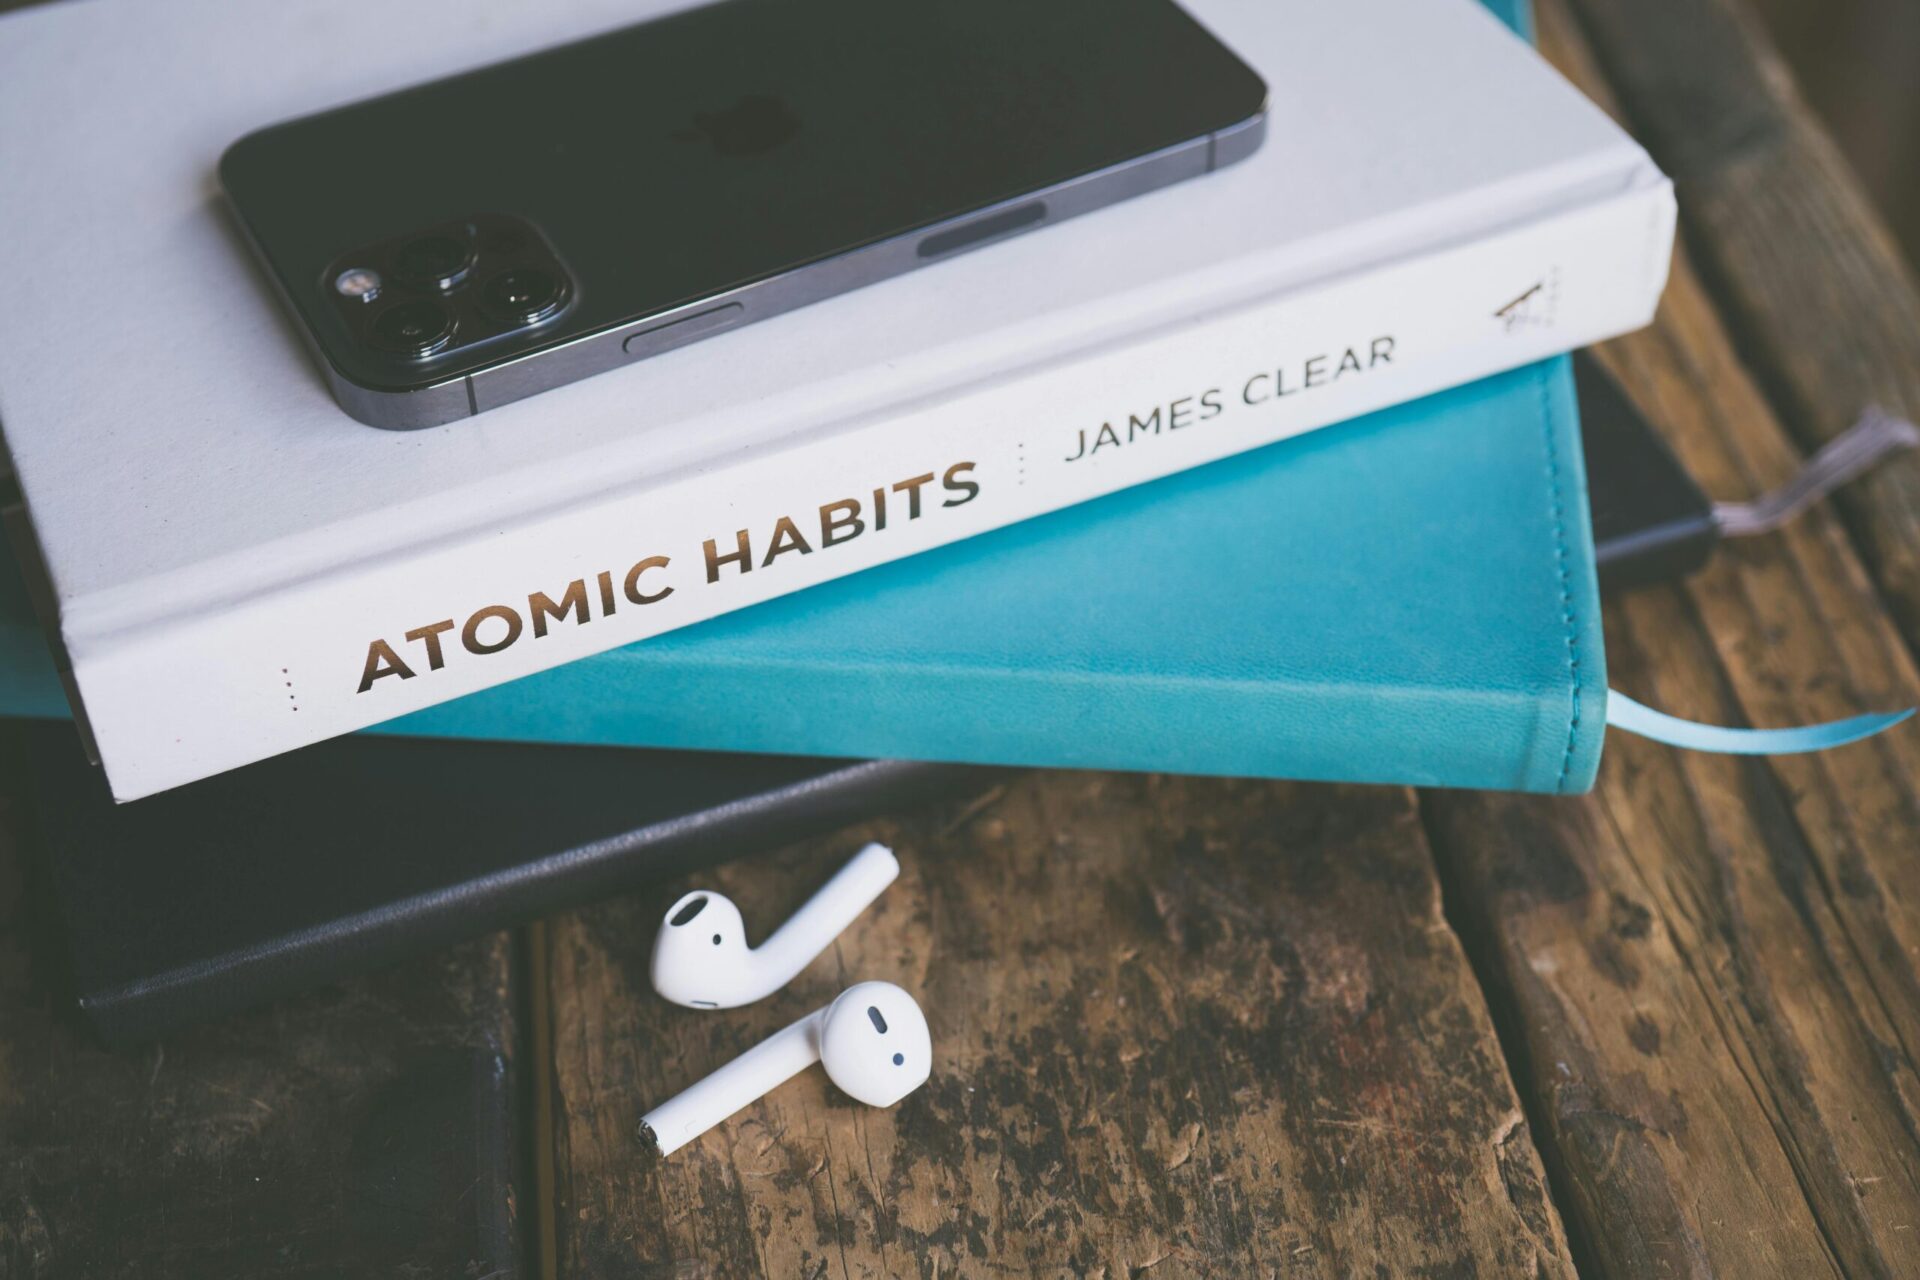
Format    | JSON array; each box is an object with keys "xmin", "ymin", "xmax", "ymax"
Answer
[{"xmin": 1494, "ymin": 269, "xmax": 1561, "ymax": 333}]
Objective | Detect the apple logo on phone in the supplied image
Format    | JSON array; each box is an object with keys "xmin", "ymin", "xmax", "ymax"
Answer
[{"xmin": 676, "ymin": 95, "xmax": 800, "ymax": 156}]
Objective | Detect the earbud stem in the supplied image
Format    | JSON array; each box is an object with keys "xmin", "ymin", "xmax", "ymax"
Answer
[
  {"xmin": 641, "ymin": 1008, "xmax": 825, "ymax": 1157},
  {"xmin": 754, "ymin": 842, "xmax": 899, "ymax": 991}
]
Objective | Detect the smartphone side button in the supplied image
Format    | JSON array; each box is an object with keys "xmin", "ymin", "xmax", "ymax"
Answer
[{"xmin": 622, "ymin": 303, "xmax": 744, "ymax": 356}]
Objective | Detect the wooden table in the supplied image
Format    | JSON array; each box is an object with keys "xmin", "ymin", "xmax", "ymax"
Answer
[{"xmin": 6, "ymin": 0, "xmax": 1920, "ymax": 1274}]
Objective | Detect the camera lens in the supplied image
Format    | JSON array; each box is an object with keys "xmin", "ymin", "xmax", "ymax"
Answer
[
  {"xmin": 371, "ymin": 299, "xmax": 457, "ymax": 357},
  {"xmin": 391, "ymin": 234, "xmax": 474, "ymax": 290},
  {"xmin": 481, "ymin": 267, "xmax": 566, "ymax": 325}
]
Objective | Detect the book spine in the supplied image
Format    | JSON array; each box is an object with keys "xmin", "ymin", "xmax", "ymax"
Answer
[{"xmin": 71, "ymin": 176, "xmax": 1676, "ymax": 799}]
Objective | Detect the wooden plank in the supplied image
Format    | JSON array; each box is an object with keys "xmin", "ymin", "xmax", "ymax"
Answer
[
  {"xmin": 543, "ymin": 774, "xmax": 1575, "ymax": 1278},
  {"xmin": 1565, "ymin": 0, "xmax": 1920, "ymax": 650},
  {"xmin": 0, "ymin": 723, "xmax": 525, "ymax": 1280},
  {"xmin": 1424, "ymin": 5, "xmax": 1920, "ymax": 1274}
]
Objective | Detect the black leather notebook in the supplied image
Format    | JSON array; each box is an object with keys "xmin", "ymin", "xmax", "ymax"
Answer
[{"xmin": 26, "ymin": 721, "xmax": 988, "ymax": 1041}]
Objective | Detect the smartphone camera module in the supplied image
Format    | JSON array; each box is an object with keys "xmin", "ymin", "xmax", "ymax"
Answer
[{"xmin": 322, "ymin": 214, "xmax": 573, "ymax": 370}]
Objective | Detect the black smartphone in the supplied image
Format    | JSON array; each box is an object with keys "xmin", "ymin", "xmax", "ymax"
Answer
[{"xmin": 220, "ymin": 0, "xmax": 1267, "ymax": 430}]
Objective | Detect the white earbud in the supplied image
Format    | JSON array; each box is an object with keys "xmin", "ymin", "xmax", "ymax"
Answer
[
  {"xmin": 650, "ymin": 842, "xmax": 899, "ymax": 1008},
  {"xmin": 640, "ymin": 980, "xmax": 932, "ymax": 1157}
]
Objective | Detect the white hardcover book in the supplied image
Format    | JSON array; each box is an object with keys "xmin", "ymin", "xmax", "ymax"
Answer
[{"xmin": 0, "ymin": 0, "xmax": 1674, "ymax": 799}]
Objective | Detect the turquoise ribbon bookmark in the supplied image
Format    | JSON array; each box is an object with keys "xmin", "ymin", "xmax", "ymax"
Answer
[{"xmin": 1606, "ymin": 690, "xmax": 1914, "ymax": 755}]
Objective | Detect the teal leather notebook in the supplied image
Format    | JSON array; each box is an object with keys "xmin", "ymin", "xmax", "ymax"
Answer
[{"xmin": 3, "ymin": 357, "xmax": 1609, "ymax": 794}]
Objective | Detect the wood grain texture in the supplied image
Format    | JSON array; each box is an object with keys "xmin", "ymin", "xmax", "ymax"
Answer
[
  {"xmin": 543, "ymin": 776, "xmax": 1574, "ymax": 1278},
  {"xmin": 1565, "ymin": 0, "xmax": 1920, "ymax": 651},
  {"xmin": 0, "ymin": 725, "xmax": 526, "ymax": 1280},
  {"xmin": 1424, "ymin": 5, "xmax": 1920, "ymax": 1276}
]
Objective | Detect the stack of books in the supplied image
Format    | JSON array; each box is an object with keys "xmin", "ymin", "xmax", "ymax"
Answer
[{"xmin": 0, "ymin": 0, "xmax": 1678, "ymax": 1034}]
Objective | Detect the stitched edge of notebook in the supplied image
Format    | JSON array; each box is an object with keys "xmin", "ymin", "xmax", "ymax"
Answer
[{"xmin": 1541, "ymin": 364, "xmax": 1584, "ymax": 792}]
